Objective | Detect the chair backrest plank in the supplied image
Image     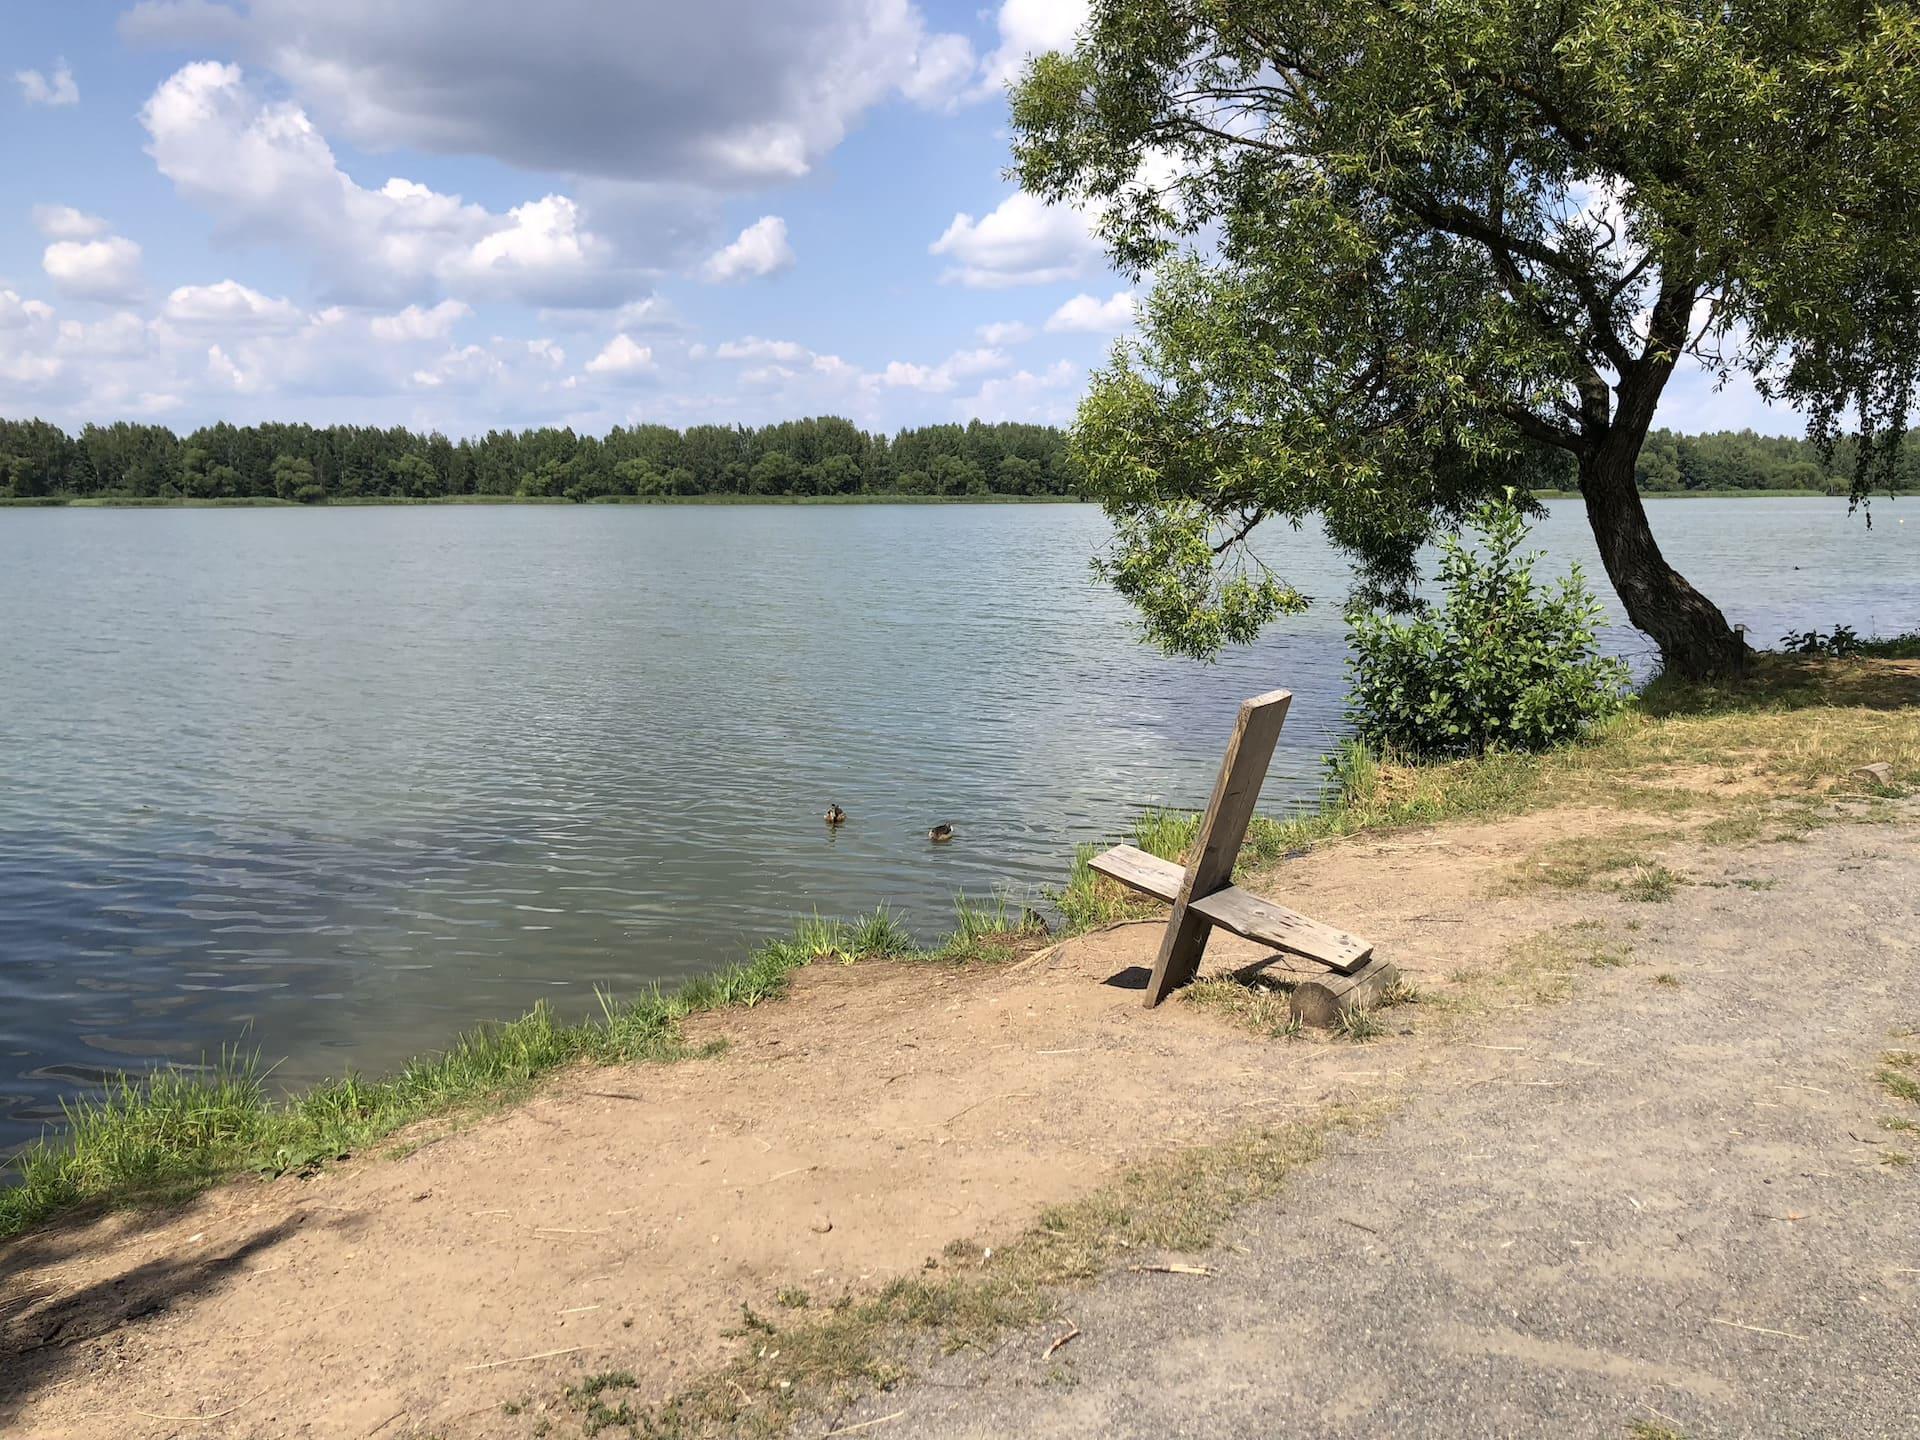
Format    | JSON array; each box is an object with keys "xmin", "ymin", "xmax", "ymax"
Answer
[{"xmin": 1141, "ymin": 689, "xmax": 1292, "ymax": 1006}]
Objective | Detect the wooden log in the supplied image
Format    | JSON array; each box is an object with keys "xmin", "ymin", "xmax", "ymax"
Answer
[
  {"xmin": 1144, "ymin": 689, "xmax": 1292, "ymax": 1007},
  {"xmin": 1087, "ymin": 844, "xmax": 1184, "ymax": 902},
  {"xmin": 1188, "ymin": 888, "xmax": 1373, "ymax": 975},
  {"xmin": 1286, "ymin": 956, "xmax": 1401, "ymax": 1029}
]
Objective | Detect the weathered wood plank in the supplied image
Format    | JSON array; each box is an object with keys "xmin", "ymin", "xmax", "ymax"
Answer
[
  {"xmin": 1087, "ymin": 844, "xmax": 1184, "ymax": 903},
  {"xmin": 1143, "ymin": 689, "xmax": 1293, "ymax": 1007},
  {"xmin": 1187, "ymin": 888, "xmax": 1373, "ymax": 975}
]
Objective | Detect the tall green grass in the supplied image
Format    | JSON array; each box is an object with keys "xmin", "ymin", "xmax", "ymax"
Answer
[{"xmin": 0, "ymin": 900, "xmax": 1029, "ymax": 1241}]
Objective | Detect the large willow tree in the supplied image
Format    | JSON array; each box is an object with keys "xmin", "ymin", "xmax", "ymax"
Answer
[{"xmin": 1011, "ymin": 1, "xmax": 1920, "ymax": 675}]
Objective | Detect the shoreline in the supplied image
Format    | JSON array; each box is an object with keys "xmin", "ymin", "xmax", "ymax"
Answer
[
  {"xmin": 0, "ymin": 492, "xmax": 1088, "ymax": 510},
  {"xmin": 2, "ymin": 488, "xmax": 1906, "ymax": 510},
  {"xmin": 6, "ymin": 647, "xmax": 1913, "ymax": 1242}
]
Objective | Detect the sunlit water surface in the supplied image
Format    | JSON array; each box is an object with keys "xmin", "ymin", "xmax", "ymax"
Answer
[{"xmin": 1, "ymin": 498, "xmax": 1913, "ymax": 1151}]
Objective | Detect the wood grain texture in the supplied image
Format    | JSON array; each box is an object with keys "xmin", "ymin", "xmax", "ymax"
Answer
[
  {"xmin": 1144, "ymin": 689, "xmax": 1293, "ymax": 1007},
  {"xmin": 1187, "ymin": 888, "xmax": 1372, "ymax": 974},
  {"xmin": 1087, "ymin": 845, "xmax": 1184, "ymax": 902}
]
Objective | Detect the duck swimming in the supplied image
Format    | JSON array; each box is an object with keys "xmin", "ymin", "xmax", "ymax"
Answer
[
  {"xmin": 825, "ymin": 804, "xmax": 847, "ymax": 825},
  {"xmin": 928, "ymin": 823, "xmax": 953, "ymax": 843}
]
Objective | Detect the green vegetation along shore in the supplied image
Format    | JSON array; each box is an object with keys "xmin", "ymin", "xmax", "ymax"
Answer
[
  {"xmin": 0, "ymin": 490, "xmax": 1086, "ymax": 510},
  {"xmin": 2, "ymin": 412, "xmax": 1915, "ymax": 506},
  {"xmin": 5, "ymin": 639, "xmax": 1915, "ymax": 1246}
]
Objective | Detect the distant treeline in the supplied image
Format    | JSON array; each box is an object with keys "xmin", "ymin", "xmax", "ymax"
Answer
[
  {"xmin": 0, "ymin": 415, "xmax": 1913, "ymax": 503},
  {"xmin": 0, "ymin": 416, "xmax": 1081, "ymax": 502},
  {"xmin": 1633, "ymin": 429, "xmax": 1918, "ymax": 494}
]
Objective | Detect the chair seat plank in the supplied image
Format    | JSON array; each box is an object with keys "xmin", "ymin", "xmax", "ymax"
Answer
[
  {"xmin": 1186, "ymin": 888, "xmax": 1372, "ymax": 975},
  {"xmin": 1089, "ymin": 844, "xmax": 1372, "ymax": 975}
]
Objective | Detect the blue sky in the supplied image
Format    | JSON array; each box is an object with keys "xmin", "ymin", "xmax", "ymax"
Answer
[{"xmin": 2, "ymin": 0, "xmax": 1793, "ymax": 440}]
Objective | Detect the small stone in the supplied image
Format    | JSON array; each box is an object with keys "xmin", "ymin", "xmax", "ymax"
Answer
[
  {"xmin": 809, "ymin": 1215, "xmax": 833, "ymax": 1234},
  {"xmin": 1852, "ymin": 762, "xmax": 1894, "ymax": 784}
]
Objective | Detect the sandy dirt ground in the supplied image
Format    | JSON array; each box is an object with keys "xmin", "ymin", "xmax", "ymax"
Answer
[
  {"xmin": 828, "ymin": 810, "xmax": 1920, "ymax": 1439},
  {"xmin": 2, "ymin": 803, "xmax": 1910, "ymax": 1438}
]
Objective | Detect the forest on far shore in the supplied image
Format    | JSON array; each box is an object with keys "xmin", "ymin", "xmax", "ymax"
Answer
[{"xmin": 0, "ymin": 414, "xmax": 1914, "ymax": 504}]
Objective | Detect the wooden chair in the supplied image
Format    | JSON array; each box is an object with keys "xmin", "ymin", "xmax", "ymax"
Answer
[{"xmin": 1089, "ymin": 689, "xmax": 1398, "ymax": 1025}]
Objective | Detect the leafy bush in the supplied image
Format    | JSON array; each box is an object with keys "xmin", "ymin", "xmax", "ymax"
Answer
[
  {"xmin": 1345, "ymin": 498, "xmax": 1629, "ymax": 758},
  {"xmin": 1780, "ymin": 624, "xmax": 1863, "ymax": 657}
]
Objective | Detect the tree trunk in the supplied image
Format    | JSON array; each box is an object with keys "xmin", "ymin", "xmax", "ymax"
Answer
[{"xmin": 1577, "ymin": 445, "xmax": 1747, "ymax": 678}]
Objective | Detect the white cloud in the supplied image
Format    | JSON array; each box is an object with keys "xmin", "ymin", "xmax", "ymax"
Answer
[
  {"xmin": 32, "ymin": 205, "xmax": 109, "ymax": 240},
  {"xmin": 702, "ymin": 216, "xmax": 796, "ymax": 283},
  {"xmin": 43, "ymin": 236, "xmax": 144, "ymax": 302},
  {"xmin": 122, "ymin": 0, "xmax": 974, "ymax": 185},
  {"xmin": 206, "ymin": 343, "xmax": 253, "ymax": 391},
  {"xmin": 585, "ymin": 334, "xmax": 656, "ymax": 377},
  {"xmin": 140, "ymin": 62, "xmax": 627, "ymax": 307},
  {"xmin": 59, "ymin": 312, "xmax": 151, "ymax": 359},
  {"xmin": 977, "ymin": 320, "xmax": 1035, "ymax": 346},
  {"xmin": 163, "ymin": 280, "xmax": 305, "ymax": 332},
  {"xmin": 1045, "ymin": 288, "xmax": 1135, "ymax": 334},
  {"xmin": 930, "ymin": 192, "xmax": 1099, "ymax": 288},
  {"xmin": 715, "ymin": 336, "xmax": 811, "ymax": 362},
  {"xmin": 0, "ymin": 279, "xmax": 609, "ymax": 432},
  {"xmin": 976, "ymin": 0, "xmax": 1088, "ymax": 96},
  {"xmin": 900, "ymin": 32, "xmax": 977, "ymax": 110},
  {"xmin": 879, "ymin": 359, "xmax": 948, "ymax": 391},
  {"xmin": 15, "ymin": 62, "xmax": 80, "ymax": 107},
  {"xmin": 0, "ymin": 290, "xmax": 58, "ymax": 330},
  {"xmin": 606, "ymin": 297, "xmax": 679, "ymax": 331},
  {"xmin": 943, "ymin": 347, "xmax": 1012, "ymax": 378},
  {"xmin": 962, "ymin": 358, "xmax": 1082, "ymax": 423},
  {"xmin": 0, "ymin": 351, "xmax": 65, "ymax": 388},
  {"xmin": 369, "ymin": 300, "xmax": 472, "ymax": 343},
  {"xmin": 876, "ymin": 346, "xmax": 1012, "ymax": 392}
]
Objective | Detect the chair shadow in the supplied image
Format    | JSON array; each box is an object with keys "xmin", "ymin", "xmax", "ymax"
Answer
[{"xmin": 1103, "ymin": 965, "xmax": 1151, "ymax": 991}]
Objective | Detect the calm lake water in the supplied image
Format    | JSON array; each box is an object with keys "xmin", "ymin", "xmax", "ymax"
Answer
[{"xmin": 1, "ymin": 498, "xmax": 1913, "ymax": 1153}]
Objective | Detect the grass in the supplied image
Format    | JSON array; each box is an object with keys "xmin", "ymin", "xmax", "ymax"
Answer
[
  {"xmin": 1620, "ymin": 863, "xmax": 1684, "ymax": 902},
  {"xmin": 1183, "ymin": 978, "xmax": 1306, "ymax": 1039},
  {"xmin": 615, "ymin": 1108, "xmax": 1368, "ymax": 1438},
  {"xmin": 1183, "ymin": 972, "xmax": 1417, "ymax": 1043},
  {"xmin": 567, "ymin": 1372, "xmax": 641, "ymax": 1436},
  {"xmin": 1878, "ymin": 1051, "xmax": 1920, "ymax": 1107},
  {"xmin": 0, "ymin": 900, "xmax": 1041, "ymax": 1242},
  {"xmin": 1433, "ymin": 922, "xmax": 1635, "ymax": 1012}
]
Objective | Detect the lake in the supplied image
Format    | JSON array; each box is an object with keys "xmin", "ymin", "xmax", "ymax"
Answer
[{"xmin": 1, "ymin": 497, "xmax": 1913, "ymax": 1155}]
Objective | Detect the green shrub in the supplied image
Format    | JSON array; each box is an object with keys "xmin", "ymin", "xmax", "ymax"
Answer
[{"xmin": 1345, "ymin": 498, "xmax": 1628, "ymax": 758}]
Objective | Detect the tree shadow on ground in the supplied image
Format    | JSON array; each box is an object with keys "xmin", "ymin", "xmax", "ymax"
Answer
[
  {"xmin": 1642, "ymin": 654, "xmax": 1920, "ymax": 716},
  {"xmin": 0, "ymin": 1204, "xmax": 361, "ymax": 1422}
]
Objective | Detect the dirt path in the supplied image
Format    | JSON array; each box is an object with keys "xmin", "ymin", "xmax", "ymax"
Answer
[
  {"xmin": 827, "ymin": 813, "xmax": 1920, "ymax": 1439},
  {"xmin": 3, "ymin": 803, "xmax": 1913, "ymax": 1439}
]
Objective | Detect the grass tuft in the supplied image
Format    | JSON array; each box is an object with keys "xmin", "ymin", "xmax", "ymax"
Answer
[
  {"xmin": 1619, "ymin": 863, "xmax": 1684, "ymax": 903},
  {"xmin": 1878, "ymin": 1051, "xmax": 1920, "ymax": 1107},
  {"xmin": 1181, "ymin": 978, "xmax": 1303, "ymax": 1039},
  {"xmin": 1333, "ymin": 1006, "xmax": 1386, "ymax": 1042}
]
